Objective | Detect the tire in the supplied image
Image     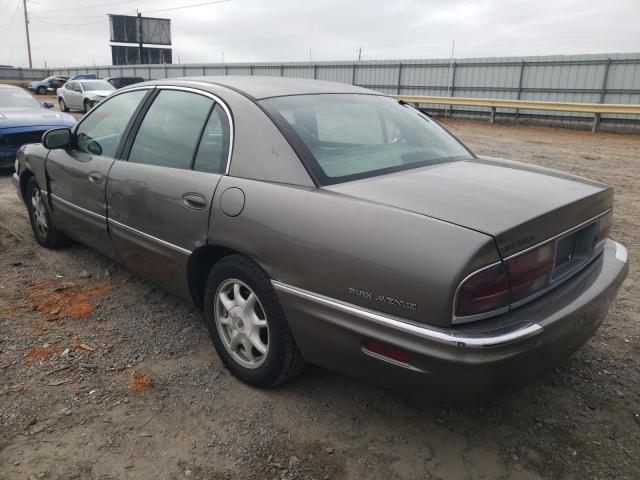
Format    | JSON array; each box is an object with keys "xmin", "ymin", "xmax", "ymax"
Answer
[
  {"xmin": 37, "ymin": 86, "xmax": 46, "ymax": 95},
  {"xmin": 203, "ymin": 255, "xmax": 304, "ymax": 387},
  {"xmin": 59, "ymin": 98, "xmax": 69, "ymax": 112},
  {"xmin": 25, "ymin": 177, "xmax": 69, "ymax": 248},
  {"xmin": 84, "ymin": 99, "xmax": 93, "ymax": 112}
]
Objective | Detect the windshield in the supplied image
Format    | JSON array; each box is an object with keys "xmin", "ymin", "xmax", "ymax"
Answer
[
  {"xmin": 260, "ymin": 94, "xmax": 473, "ymax": 185},
  {"xmin": 0, "ymin": 88, "xmax": 41, "ymax": 109},
  {"xmin": 82, "ymin": 81, "xmax": 115, "ymax": 92}
]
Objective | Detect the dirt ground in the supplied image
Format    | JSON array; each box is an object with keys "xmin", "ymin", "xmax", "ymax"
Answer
[{"xmin": 0, "ymin": 118, "xmax": 638, "ymax": 480}]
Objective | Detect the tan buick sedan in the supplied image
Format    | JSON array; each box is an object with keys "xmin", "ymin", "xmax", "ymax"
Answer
[{"xmin": 13, "ymin": 77, "xmax": 628, "ymax": 391}]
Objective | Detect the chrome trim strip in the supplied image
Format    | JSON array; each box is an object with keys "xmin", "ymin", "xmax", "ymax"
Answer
[
  {"xmin": 361, "ymin": 347, "xmax": 427, "ymax": 373},
  {"xmin": 614, "ymin": 241, "xmax": 628, "ymax": 263},
  {"xmin": 50, "ymin": 193, "xmax": 105, "ymax": 221},
  {"xmin": 272, "ymin": 280, "xmax": 542, "ymax": 348},
  {"xmin": 503, "ymin": 209, "xmax": 611, "ymax": 261},
  {"xmin": 107, "ymin": 218, "xmax": 191, "ymax": 255},
  {"xmin": 155, "ymin": 85, "xmax": 235, "ymax": 175}
]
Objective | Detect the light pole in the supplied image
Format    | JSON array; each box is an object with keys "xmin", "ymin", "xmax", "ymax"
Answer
[{"xmin": 22, "ymin": 0, "xmax": 33, "ymax": 68}]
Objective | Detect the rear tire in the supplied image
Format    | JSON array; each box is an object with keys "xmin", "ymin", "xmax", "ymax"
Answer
[
  {"xmin": 37, "ymin": 86, "xmax": 46, "ymax": 95},
  {"xmin": 25, "ymin": 177, "xmax": 69, "ymax": 249},
  {"xmin": 59, "ymin": 98, "xmax": 69, "ymax": 112},
  {"xmin": 203, "ymin": 255, "xmax": 304, "ymax": 387}
]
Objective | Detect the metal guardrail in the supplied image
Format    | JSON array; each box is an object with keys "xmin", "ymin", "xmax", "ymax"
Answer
[{"xmin": 397, "ymin": 95, "xmax": 640, "ymax": 132}]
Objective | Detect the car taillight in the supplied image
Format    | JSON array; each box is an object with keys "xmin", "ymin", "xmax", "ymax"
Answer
[
  {"xmin": 505, "ymin": 243, "xmax": 554, "ymax": 303},
  {"xmin": 456, "ymin": 263, "xmax": 510, "ymax": 317}
]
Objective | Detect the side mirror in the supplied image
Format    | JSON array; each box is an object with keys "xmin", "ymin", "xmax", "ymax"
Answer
[
  {"xmin": 42, "ymin": 128, "xmax": 72, "ymax": 149},
  {"xmin": 87, "ymin": 140, "xmax": 102, "ymax": 156},
  {"xmin": 42, "ymin": 101, "xmax": 54, "ymax": 109}
]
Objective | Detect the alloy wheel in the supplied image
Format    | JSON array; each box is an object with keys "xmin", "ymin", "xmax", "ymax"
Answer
[
  {"xmin": 31, "ymin": 188, "xmax": 48, "ymax": 238},
  {"xmin": 214, "ymin": 278, "xmax": 269, "ymax": 369}
]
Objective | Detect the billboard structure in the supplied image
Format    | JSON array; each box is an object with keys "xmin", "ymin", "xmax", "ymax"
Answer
[
  {"xmin": 111, "ymin": 46, "xmax": 173, "ymax": 66},
  {"xmin": 108, "ymin": 13, "xmax": 172, "ymax": 65}
]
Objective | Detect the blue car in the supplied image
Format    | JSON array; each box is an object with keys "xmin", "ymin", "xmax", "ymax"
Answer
[{"xmin": 0, "ymin": 85, "xmax": 76, "ymax": 169}]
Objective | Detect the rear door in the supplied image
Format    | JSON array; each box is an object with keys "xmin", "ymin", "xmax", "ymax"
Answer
[
  {"xmin": 46, "ymin": 88, "xmax": 151, "ymax": 258},
  {"xmin": 106, "ymin": 87, "xmax": 232, "ymax": 298}
]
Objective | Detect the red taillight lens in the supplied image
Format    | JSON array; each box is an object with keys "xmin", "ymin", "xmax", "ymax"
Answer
[
  {"xmin": 505, "ymin": 243, "xmax": 554, "ymax": 303},
  {"xmin": 456, "ymin": 263, "xmax": 510, "ymax": 317}
]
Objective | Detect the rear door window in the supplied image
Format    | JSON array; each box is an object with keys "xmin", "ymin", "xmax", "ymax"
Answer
[
  {"xmin": 128, "ymin": 90, "xmax": 213, "ymax": 170},
  {"xmin": 193, "ymin": 104, "xmax": 230, "ymax": 174}
]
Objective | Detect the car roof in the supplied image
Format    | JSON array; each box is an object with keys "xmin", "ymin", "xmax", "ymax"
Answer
[
  {"xmin": 0, "ymin": 84, "xmax": 22, "ymax": 90},
  {"xmin": 153, "ymin": 76, "xmax": 381, "ymax": 100}
]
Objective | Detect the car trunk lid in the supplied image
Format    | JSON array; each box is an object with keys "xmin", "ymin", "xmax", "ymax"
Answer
[{"xmin": 325, "ymin": 156, "xmax": 613, "ymax": 257}]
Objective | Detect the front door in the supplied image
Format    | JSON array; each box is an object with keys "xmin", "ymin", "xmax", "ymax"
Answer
[
  {"xmin": 106, "ymin": 88, "xmax": 231, "ymax": 298},
  {"xmin": 46, "ymin": 88, "xmax": 151, "ymax": 258}
]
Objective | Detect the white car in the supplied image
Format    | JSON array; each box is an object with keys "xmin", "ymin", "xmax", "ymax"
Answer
[{"xmin": 57, "ymin": 79, "xmax": 116, "ymax": 113}]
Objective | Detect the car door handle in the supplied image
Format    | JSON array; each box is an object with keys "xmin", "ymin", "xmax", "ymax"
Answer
[
  {"xmin": 88, "ymin": 172, "xmax": 103, "ymax": 184},
  {"xmin": 182, "ymin": 193, "xmax": 207, "ymax": 210}
]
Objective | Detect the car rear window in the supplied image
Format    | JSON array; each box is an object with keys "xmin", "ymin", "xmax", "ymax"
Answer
[{"xmin": 260, "ymin": 94, "xmax": 473, "ymax": 185}]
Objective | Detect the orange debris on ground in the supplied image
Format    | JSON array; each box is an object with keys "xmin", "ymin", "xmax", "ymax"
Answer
[
  {"xmin": 23, "ymin": 345, "xmax": 58, "ymax": 365},
  {"xmin": 128, "ymin": 372, "xmax": 151, "ymax": 392},
  {"xmin": 19, "ymin": 279, "xmax": 115, "ymax": 321}
]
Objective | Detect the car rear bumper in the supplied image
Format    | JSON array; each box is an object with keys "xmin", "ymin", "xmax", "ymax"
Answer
[{"xmin": 274, "ymin": 239, "xmax": 628, "ymax": 394}]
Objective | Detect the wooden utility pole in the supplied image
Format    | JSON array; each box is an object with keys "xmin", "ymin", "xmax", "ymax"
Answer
[{"xmin": 22, "ymin": 0, "xmax": 32, "ymax": 68}]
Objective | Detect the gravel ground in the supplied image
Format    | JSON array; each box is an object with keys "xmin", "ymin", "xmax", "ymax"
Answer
[{"xmin": 0, "ymin": 118, "xmax": 638, "ymax": 480}]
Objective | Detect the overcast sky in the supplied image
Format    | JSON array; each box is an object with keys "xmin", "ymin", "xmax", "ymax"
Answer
[{"xmin": 0, "ymin": 0, "xmax": 638, "ymax": 68}]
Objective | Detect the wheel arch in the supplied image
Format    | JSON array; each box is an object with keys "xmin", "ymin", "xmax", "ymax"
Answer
[
  {"xmin": 19, "ymin": 168, "xmax": 35, "ymax": 204},
  {"xmin": 187, "ymin": 244, "xmax": 273, "ymax": 309}
]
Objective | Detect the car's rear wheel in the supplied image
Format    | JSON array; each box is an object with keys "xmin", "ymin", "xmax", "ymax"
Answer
[
  {"xmin": 203, "ymin": 255, "xmax": 304, "ymax": 387},
  {"xmin": 59, "ymin": 98, "xmax": 69, "ymax": 112},
  {"xmin": 26, "ymin": 177, "xmax": 69, "ymax": 248},
  {"xmin": 37, "ymin": 86, "xmax": 46, "ymax": 95}
]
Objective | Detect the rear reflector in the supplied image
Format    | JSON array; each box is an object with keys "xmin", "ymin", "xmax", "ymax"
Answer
[
  {"xmin": 363, "ymin": 340, "xmax": 411, "ymax": 364},
  {"xmin": 455, "ymin": 263, "xmax": 510, "ymax": 317}
]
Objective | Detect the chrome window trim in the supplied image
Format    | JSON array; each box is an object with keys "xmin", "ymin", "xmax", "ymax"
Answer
[
  {"xmin": 107, "ymin": 218, "xmax": 191, "ymax": 255},
  {"xmin": 50, "ymin": 193, "xmax": 105, "ymax": 221},
  {"xmin": 272, "ymin": 280, "xmax": 542, "ymax": 348},
  {"xmin": 452, "ymin": 208, "xmax": 612, "ymax": 324},
  {"xmin": 154, "ymin": 85, "xmax": 235, "ymax": 175}
]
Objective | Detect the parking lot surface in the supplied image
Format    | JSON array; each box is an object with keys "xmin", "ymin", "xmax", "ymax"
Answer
[{"xmin": 1, "ymin": 119, "xmax": 638, "ymax": 479}]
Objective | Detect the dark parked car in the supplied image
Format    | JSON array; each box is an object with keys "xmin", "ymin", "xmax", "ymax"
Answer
[
  {"xmin": 0, "ymin": 85, "xmax": 75, "ymax": 169},
  {"xmin": 12, "ymin": 77, "xmax": 628, "ymax": 392},
  {"xmin": 68, "ymin": 73, "xmax": 97, "ymax": 81},
  {"xmin": 27, "ymin": 76, "xmax": 68, "ymax": 95},
  {"xmin": 106, "ymin": 76, "xmax": 145, "ymax": 89}
]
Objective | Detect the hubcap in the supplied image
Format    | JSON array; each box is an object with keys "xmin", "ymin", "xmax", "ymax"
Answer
[
  {"xmin": 31, "ymin": 188, "xmax": 48, "ymax": 237},
  {"xmin": 214, "ymin": 279, "xmax": 269, "ymax": 369}
]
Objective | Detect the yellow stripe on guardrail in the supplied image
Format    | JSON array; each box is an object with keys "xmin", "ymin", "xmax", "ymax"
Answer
[{"xmin": 395, "ymin": 95, "xmax": 640, "ymax": 115}]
